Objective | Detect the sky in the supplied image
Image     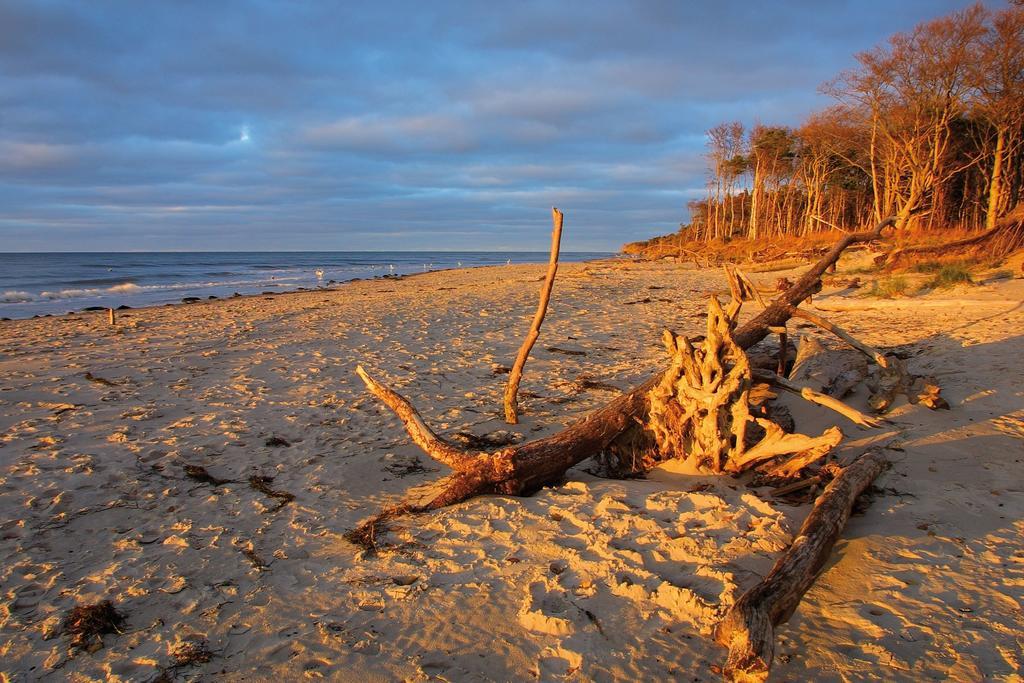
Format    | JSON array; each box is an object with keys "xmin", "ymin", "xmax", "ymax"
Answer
[{"xmin": 0, "ymin": 0, "xmax": 979, "ymax": 252}]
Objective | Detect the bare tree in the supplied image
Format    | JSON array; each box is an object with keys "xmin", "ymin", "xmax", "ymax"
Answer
[
  {"xmin": 831, "ymin": 4, "xmax": 988, "ymax": 231},
  {"xmin": 973, "ymin": 4, "xmax": 1024, "ymax": 228}
]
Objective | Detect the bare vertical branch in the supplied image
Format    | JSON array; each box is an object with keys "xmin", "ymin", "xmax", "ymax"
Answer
[{"xmin": 503, "ymin": 208, "xmax": 564, "ymax": 424}]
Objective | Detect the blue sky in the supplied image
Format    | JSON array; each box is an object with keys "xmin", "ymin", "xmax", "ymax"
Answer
[{"xmin": 0, "ymin": 1, "xmax": 976, "ymax": 251}]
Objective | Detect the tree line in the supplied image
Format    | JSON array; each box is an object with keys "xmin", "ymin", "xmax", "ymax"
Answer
[{"xmin": 689, "ymin": 2, "xmax": 1024, "ymax": 242}]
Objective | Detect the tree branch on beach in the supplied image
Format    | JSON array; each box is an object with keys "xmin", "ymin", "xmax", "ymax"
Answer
[
  {"xmin": 715, "ymin": 448, "xmax": 890, "ymax": 682},
  {"xmin": 350, "ymin": 218, "xmax": 946, "ymax": 681},
  {"xmin": 353, "ymin": 216, "xmax": 925, "ymax": 514},
  {"xmin": 504, "ymin": 208, "xmax": 564, "ymax": 424}
]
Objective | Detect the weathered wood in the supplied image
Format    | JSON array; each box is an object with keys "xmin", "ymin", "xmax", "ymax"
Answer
[
  {"xmin": 504, "ymin": 207, "xmax": 564, "ymax": 424},
  {"xmin": 354, "ymin": 217, "xmax": 899, "ymax": 510},
  {"xmin": 647, "ymin": 299, "xmax": 752, "ymax": 473},
  {"xmin": 715, "ymin": 448, "xmax": 889, "ymax": 682},
  {"xmin": 733, "ymin": 216, "xmax": 896, "ymax": 351},
  {"xmin": 786, "ymin": 335, "xmax": 868, "ymax": 400},
  {"xmin": 768, "ymin": 326, "xmax": 787, "ymax": 375},
  {"xmin": 867, "ymin": 354, "xmax": 949, "ymax": 413},
  {"xmin": 646, "ymin": 297, "xmax": 853, "ymax": 475},
  {"xmin": 731, "ymin": 420, "xmax": 842, "ymax": 474},
  {"xmin": 356, "ymin": 366, "xmax": 477, "ymax": 470},
  {"xmin": 356, "ymin": 363, "xmax": 651, "ymax": 509},
  {"xmin": 787, "ymin": 307, "xmax": 887, "ymax": 368},
  {"xmin": 769, "ymin": 475, "xmax": 821, "ymax": 498},
  {"xmin": 752, "ymin": 369, "xmax": 884, "ymax": 429}
]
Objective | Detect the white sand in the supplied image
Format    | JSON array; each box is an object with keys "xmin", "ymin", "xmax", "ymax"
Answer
[{"xmin": 0, "ymin": 258, "xmax": 1021, "ymax": 681}]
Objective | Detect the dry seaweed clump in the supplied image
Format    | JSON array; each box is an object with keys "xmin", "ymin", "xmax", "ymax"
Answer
[
  {"xmin": 344, "ymin": 505, "xmax": 409, "ymax": 557},
  {"xmin": 62, "ymin": 600, "xmax": 126, "ymax": 652},
  {"xmin": 171, "ymin": 635, "xmax": 213, "ymax": 666}
]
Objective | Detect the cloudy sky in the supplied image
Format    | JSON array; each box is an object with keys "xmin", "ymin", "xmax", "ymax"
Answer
[{"xmin": 0, "ymin": 1, "xmax": 975, "ymax": 252}]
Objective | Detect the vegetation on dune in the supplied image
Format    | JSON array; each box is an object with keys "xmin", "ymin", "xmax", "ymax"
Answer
[
  {"xmin": 922, "ymin": 263, "xmax": 974, "ymax": 289},
  {"xmin": 626, "ymin": 3, "xmax": 1024, "ymax": 261},
  {"xmin": 866, "ymin": 276, "xmax": 910, "ymax": 298}
]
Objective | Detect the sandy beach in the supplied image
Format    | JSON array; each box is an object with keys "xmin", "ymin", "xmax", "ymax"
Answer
[{"xmin": 1, "ymin": 256, "xmax": 1022, "ymax": 682}]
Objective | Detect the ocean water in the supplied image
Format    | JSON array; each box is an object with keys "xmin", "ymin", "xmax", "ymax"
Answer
[{"xmin": 0, "ymin": 252, "xmax": 610, "ymax": 319}]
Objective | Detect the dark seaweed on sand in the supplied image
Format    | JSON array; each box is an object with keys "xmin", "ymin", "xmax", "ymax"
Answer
[
  {"xmin": 248, "ymin": 475, "xmax": 295, "ymax": 512},
  {"xmin": 62, "ymin": 600, "xmax": 125, "ymax": 651}
]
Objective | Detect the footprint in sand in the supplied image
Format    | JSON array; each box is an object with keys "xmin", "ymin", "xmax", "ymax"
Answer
[{"xmin": 518, "ymin": 580, "xmax": 583, "ymax": 637}]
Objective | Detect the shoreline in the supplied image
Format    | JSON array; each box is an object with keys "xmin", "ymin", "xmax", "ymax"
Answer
[
  {"xmin": 1, "ymin": 256, "xmax": 1021, "ymax": 681},
  {"xmin": 0, "ymin": 255, "xmax": 622, "ymax": 323}
]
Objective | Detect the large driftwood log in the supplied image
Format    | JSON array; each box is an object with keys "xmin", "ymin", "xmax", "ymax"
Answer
[
  {"xmin": 504, "ymin": 207, "xmax": 564, "ymax": 424},
  {"xmin": 715, "ymin": 448, "xmax": 889, "ymax": 682},
  {"xmin": 354, "ymin": 217, "xmax": 899, "ymax": 512},
  {"xmin": 786, "ymin": 333, "xmax": 871, "ymax": 400}
]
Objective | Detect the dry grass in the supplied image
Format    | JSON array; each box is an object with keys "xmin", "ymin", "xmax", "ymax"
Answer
[
  {"xmin": 921, "ymin": 263, "xmax": 973, "ymax": 289},
  {"xmin": 866, "ymin": 276, "xmax": 911, "ymax": 298}
]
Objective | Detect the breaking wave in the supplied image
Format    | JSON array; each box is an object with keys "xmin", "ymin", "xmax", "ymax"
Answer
[
  {"xmin": 2, "ymin": 291, "xmax": 34, "ymax": 303},
  {"xmin": 39, "ymin": 282, "xmax": 144, "ymax": 299}
]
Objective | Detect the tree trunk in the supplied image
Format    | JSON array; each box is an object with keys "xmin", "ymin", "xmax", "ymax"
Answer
[
  {"xmin": 869, "ymin": 116, "xmax": 882, "ymax": 225},
  {"xmin": 883, "ymin": 201, "xmax": 1024, "ymax": 266},
  {"xmin": 355, "ymin": 217, "xmax": 899, "ymax": 512},
  {"xmin": 715, "ymin": 448, "xmax": 889, "ymax": 682},
  {"xmin": 749, "ymin": 160, "xmax": 763, "ymax": 240},
  {"xmin": 987, "ymin": 127, "xmax": 1006, "ymax": 230}
]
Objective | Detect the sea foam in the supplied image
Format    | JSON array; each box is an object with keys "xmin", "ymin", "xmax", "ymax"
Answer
[{"xmin": 40, "ymin": 283, "xmax": 143, "ymax": 299}]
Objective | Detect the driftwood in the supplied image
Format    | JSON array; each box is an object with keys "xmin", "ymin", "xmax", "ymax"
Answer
[
  {"xmin": 787, "ymin": 335, "xmax": 869, "ymax": 400},
  {"xmin": 868, "ymin": 354, "xmax": 949, "ymax": 412},
  {"xmin": 768, "ymin": 326, "xmax": 787, "ymax": 376},
  {"xmin": 751, "ymin": 370, "xmax": 884, "ymax": 429},
  {"xmin": 715, "ymin": 448, "xmax": 889, "ymax": 682},
  {"xmin": 503, "ymin": 207, "xmax": 564, "ymax": 424},
  {"xmin": 354, "ymin": 217, "xmax": 901, "ymax": 513},
  {"xmin": 645, "ymin": 298, "xmax": 845, "ymax": 475},
  {"xmin": 787, "ymin": 307, "xmax": 887, "ymax": 368},
  {"xmin": 788, "ymin": 336, "xmax": 832, "ymax": 389}
]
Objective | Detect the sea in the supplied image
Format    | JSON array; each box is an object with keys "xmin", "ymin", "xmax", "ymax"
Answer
[{"xmin": 0, "ymin": 252, "xmax": 612, "ymax": 319}]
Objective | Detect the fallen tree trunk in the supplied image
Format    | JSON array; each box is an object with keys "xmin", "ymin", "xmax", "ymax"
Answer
[
  {"xmin": 714, "ymin": 448, "xmax": 889, "ymax": 682},
  {"xmin": 354, "ymin": 217, "xmax": 898, "ymax": 512}
]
